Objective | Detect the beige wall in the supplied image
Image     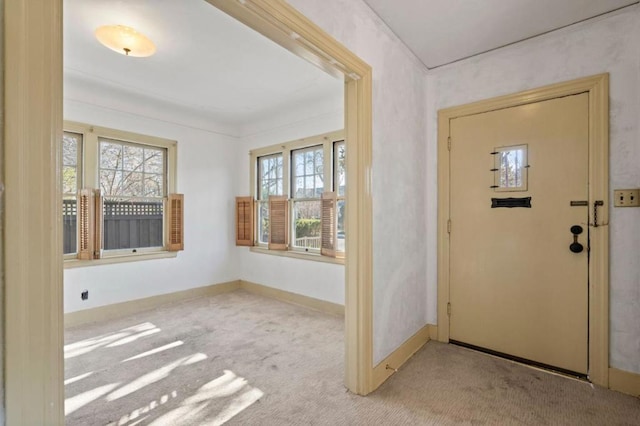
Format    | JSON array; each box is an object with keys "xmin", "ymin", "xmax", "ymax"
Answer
[{"xmin": 426, "ymin": 6, "xmax": 640, "ymax": 375}]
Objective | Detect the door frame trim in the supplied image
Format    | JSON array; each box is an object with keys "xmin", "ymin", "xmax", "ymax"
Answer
[
  {"xmin": 4, "ymin": 1, "xmax": 374, "ymax": 422},
  {"xmin": 437, "ymin": 74, "xmax": 609, "ymax": 387}
]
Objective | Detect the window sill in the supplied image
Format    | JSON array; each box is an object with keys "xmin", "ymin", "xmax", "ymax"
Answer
[
  {"xmin": 64, "ymin": 251, "xmax": 178, "ymax": 269},
  {"xmin": 249, "ymin": 246, "xmax": 345, "ymax": 265}
]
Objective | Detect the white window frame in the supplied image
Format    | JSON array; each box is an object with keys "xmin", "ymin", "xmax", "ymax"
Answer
[
  {"xmin": 63, "ymin": 121, "xmax": 178, "ymax": 266},
  {"xmin": 256, "ymin": 152, "xmax": 284, "ymax": 246},
  {"xmin": 290, "ymin": 144, "xmax": 325, "ymax": 254},
  {"xmin": 249, "ymin": 130, "xmax": 344, "ymax": 262}
]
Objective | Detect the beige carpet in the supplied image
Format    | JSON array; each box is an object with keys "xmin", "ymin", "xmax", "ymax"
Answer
[{"xmin": 64, "ymin": 290, "xmax": 640, "ymax": 425}]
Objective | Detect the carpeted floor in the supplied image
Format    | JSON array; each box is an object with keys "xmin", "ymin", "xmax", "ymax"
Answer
[{"xmin": 65, "ymin": 290, "xmax": 640, "ymax": 425}]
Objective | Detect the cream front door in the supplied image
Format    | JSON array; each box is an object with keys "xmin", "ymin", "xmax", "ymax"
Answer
[{"xmin": 449, "ymin": 93, "xmax": 589, "ymax": 375}]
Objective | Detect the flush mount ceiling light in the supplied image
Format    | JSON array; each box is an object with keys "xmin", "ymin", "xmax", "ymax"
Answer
[{"xmin": 95, "ymin": 25, "xmax": 156, "ymax": 57}]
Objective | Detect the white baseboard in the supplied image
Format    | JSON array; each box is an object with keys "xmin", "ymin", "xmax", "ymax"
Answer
[
  {"xmin": 609, "ymin": 367, "xmax": 640, "ymax": 397},
  {"xmin": 64, "ymin": 279, "xmax": 345, "ymax": 327},
  {"xmin": 372, "ymin": 324, "xmax": 434, "ymax": 389},
  {"xmin": 64, "ymin": 280, "xmax": 241, "ymax": 327},
  {"xmin": 239, "ymin": 280, "xmax": 344, "ymax": 316}
]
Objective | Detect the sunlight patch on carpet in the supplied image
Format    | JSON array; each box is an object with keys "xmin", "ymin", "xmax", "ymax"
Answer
[
  {"xmin": 121, "ymin": 340, "xmax": 184, "ymax": 362},
  {"xmin": 65, "ymin": 322, "xmax": 160, "ymax": 358},
  {"xmin": 65, "ymin": 382, "xmax": 120, "ymax": 415},
  {"xmin": 106, "ymin": 353, "xmax": 207, "ymax": 401}
]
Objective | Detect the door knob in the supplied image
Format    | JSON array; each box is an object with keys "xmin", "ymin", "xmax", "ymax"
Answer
[{"xmin": 569, "ymin": 225, "xmax": 584, "ymax": 253}]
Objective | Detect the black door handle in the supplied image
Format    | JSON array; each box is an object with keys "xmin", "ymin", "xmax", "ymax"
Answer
[{"xmin": 570, "ymin": 225, "xmax": 584, "ymax": 253}]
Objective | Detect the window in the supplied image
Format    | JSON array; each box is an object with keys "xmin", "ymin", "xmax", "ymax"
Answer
[
  {"xmin": 62, "ymin": 121, "xmax": 181, "ymax": 264},
  {"xmin": 334, "ymin": 141, "xmax": 346, "ymax": 253},
  {"xmin": 99, "ymin": 138, "xmax": 166, "ymax": 251},
  {"xmin": 246, "ymin": 130, "xmax": 345, "ymax": 260},
  {"xmin": 292, "ymin": 145, "xmax": 323, "ymax": 252},
  {"xmin": 493, "ymin": 144, "xmax": 528, "ymax": 191},
  {"xmin": 257, "ymin": 153, "xmax": 283, "ymax": 244},
  {"xmin": 62, "ymin": 131, "xmax": 83, "ymax": 255}
]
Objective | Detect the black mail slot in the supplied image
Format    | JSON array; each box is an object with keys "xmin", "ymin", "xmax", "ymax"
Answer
[{"xmin": 491, "ymin": 197, "xmax": 532, "ymax": 208}]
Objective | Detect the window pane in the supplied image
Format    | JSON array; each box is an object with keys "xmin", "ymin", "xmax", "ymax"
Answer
[
  {"xmin": 258, "ymin": 154, "xmax": 283, "ymax": 200},
  {"xmin": 305, "ymin": 151, "xmax": 314, "ymax": 174},
  {"xmin": 102, "ymin": 198, "xmax": 164, "ymax": 250},
  {"xmin": 100, "ymin": 141, "xmax": 122, "ymax": 169},
  {"xmin": 144, "ymin": 174, "xmax": 164, "ymax": 197},
  {"xmin": 293, "ymin": 200, "xmax": 321, "ymax": 250},
  {"xmin": 258, "ymin": 201, "xmax": 269, "ymax": 244},
  {"xmin": 337, "ymin": 199, "xmax": 346, "ymax": 252},
  {"xmin": 62, "ymin": 132, "xmax": 82, "ymax": 255},
  {"xmin": 63, "ymin": 196, "xmax": 77, "ymax": 254},
  {"xmin": 305, "ymin": 176, "xmax": 315, "ymax": 197},
  {"xmin": 292, "ymin": 145, "xmax": 323, "ymax": 199},
  {"xmin": 62, "ymin": 166, "xmax": 77, "ymax": 195},
  {"xmin": 99, "ymin": 138, "xmax": 166, "ymax": 198},
  {"xmin": 493, "ymin": 144, "xmax": 527, "ymax": 191},
  {"xmin": 122, "ymin": 145, "xmax": 144, "ymax": 171},
  {"xmin": 334, "ymin": 141, "xmax": 346, "ymax": 196},
  {"xmin": 144, "ymin": 148, "xmax": 164, "ymax": 173},
  {"xmin": 62, "ymin": 132, "xmax": 80, "ymax": 167}
]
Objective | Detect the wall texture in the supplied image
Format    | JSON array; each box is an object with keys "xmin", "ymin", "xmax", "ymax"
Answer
[
  {"xmin": 426, "ymin": 6, "xmax": 640, "ymax": 374},
  {"xmin": 287, "ymin": 0, "xmax": 429, "ymax": 364},
  {"xmin": 63, "ymin": 100, "xmax": 240, "ymax": 313}
]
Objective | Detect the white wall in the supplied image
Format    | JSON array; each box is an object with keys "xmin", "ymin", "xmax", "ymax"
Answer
[
  {"xmin": 236, "ymin": 104, "xmax": 345, "ymax": 305},
  {"xmin": 63, "ymin": 99, "xmax": 240, "ymax": 313},
  {"xmin": 287, "ymin": 0, "xmax": 429, "ymax": 364},
  {"xmin": 425, "ymin": 6, "xmax": 640, "ymax": 374}
]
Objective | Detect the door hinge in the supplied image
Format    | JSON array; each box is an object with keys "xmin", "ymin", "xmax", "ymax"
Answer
[
  {"xmin": 447, "ymin": 219, "xmax": 451, "ymax": 234},
  {"xmin": 447, "ymin": 136, "xmax": 451, "ymax": 151},
  {"xmin": 447, "ymin": 302, "xmax": 451, "ymax": 316}
]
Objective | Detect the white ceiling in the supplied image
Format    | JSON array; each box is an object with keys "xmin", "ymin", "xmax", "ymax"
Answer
[
  {"xmin": 64, "ymin": 0, "xmax": 343, "ymax": 127},
  {"xmin": 363, "ymin": 0, "xmax": 638, "ymax": 68}
]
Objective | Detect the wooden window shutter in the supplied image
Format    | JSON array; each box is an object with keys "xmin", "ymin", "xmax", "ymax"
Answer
[
  {"xmin": 77, "ymin": 189, "xmax": 103, "ymax": 260},
  {"xmin": 77, "ymin": 189, "xmax": 95, "ymax": 260},
  {"xmin": 166, "ymin": 194, "xmax": 184, "ymax": 251},
  {"xmin": 268, "ymin": 195, "xmax": 288, "ymax": 250},
  {"xmin": 93, "ymin": 190, "xmax": 103, "ymax": 259},
  {"xmin": 236, "ymin": 196, "xmax": 254, "ymax": 246},
  {"xmin": 321, "ymin": 192, "xmax": 337, "ymax": 257}
]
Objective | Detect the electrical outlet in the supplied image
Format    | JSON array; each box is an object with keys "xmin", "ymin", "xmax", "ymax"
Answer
[
  {"xmin": 81, "ymin": 290, "xmax": 89, "ymax": 300},
  {"xmin": 614, "ymin": 189, "xmax": 640, "ymax": 207}
]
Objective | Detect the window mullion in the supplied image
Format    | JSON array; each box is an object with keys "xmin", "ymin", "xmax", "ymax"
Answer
[
  {"xmin": 84, "ymin": 130, "xmax": 100, "ymax": 190},
  {"xmin": 323, "ymin": 141, "xmax": 332, "ymax": 193}
]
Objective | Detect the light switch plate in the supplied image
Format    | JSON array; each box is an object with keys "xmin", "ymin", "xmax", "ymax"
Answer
[{"xmin": 614, "ymin": 189, "xmax": 640, "ymax": 207}]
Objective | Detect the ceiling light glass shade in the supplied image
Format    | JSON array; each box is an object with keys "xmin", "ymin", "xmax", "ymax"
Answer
[{"xmin": 95, "ymin": 25, "xmax": 156, "ymax": 57}]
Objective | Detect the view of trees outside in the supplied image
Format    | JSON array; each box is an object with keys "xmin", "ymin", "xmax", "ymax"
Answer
[
  {"xmin": 99, "ymin": 138, "xmax": 165, "ymax": 198},
  {"xmin": 63, "ymin": 132, "xmax": 81, "ymax": 195},
  {"xmin": 258, "ymin": 154, "xmax": 283, "ymax": 244},
  {"xmin": 334, "ymin": 141, "xmax": 346, "ymax": 252},
  {"xmin": 335, "ymin": 141, "xmax": 346, "ymax": 196},
  {"xmin": 292, "ymin": 146, "xmax": 323, "ymax": 249},
  {"xmin": 256, "ymin": 141, "xmax": 346, "ymax": 252},
  {"xmin": 62, "ymin": 131, "xmax": 82, "ymax": 254},
  {"xmin": 498, "ymin": 147, "xmax": 524, "ymax": 188},
  {"xmin": 99, "ymin": 139, "xmax": 167, "ymax": 250}
]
